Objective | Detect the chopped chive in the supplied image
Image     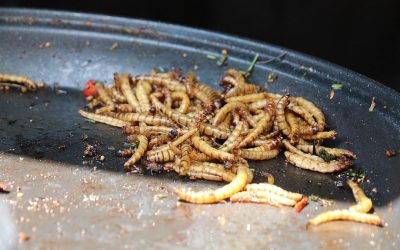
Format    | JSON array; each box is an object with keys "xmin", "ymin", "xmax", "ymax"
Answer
[
  {"xmin": 331, "ymin": 83, "xmax": 343, "ymax": 90},
  {"xmin": 207, "ymin": 54, "xmax": 217, "ymax": 60}
]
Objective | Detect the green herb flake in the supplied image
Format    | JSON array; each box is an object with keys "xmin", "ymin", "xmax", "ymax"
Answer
[
  {"xmin": 217, "ymin": 49, "xmax": 229, "ymax": 66},
  {"xmin": 267, "ymin": 72, "xmax": 278, "ymax": 83},
  {"xmin": 319, "ymin": 148, "xmax": 336, "ymax": 162},
  {"xmin": 331, "ymin": 83, "xmax": 343, "ymax": 90},
  {"xmin": 243, "ymin": 53, "xmax": 260, "ymax": 77},
  {"xmin": 206, "ymin": 54, "xmax": 217, "ymax": 60},
  {"xmin": 309, "ymin": 194, "xmax": 319, "ymax": 202},
  {"xmin": 107, "ymin": 146, "xmax": 116, "ymax": 151}
]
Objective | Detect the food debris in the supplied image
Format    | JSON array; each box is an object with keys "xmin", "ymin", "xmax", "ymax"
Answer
[
  {"xmin": 329, "ymin": 89, "xmax": 335, "ymax": 99},
  {"xmin": 154, "ymin": 194, "xmax": 167, "ymax": 200},
  {"xmin": 0, "ymin": 182, "xmax": 10, "ymax": 193},
  {"xmin": 368, "ymin": 97, "xmax": 376, "ymax": 112},
  {"xmin": 182, "ymin": 53, "xmax": 187, "ymax": 58},
  {"xmin": 267, "ymin": 72, "xmax": 277, "ymax": 83},
  {"xmin": 385, "ymin": 149, "xmax": 396, "ymax": 157},
  {"xmin": 110, "ymin": 42, "xmax": 118, "ymax": 51},
  {"xmin": 18, "ymin": 232, "xmax": 31, "ymax": 242},
  {"xmin": 107, "ymin": 146, "xmax": 116, "ymax": 151},
  {"xmin": 241, "ymin": 53, "xmax": 259, "ymax": 77},
  {"xmin": 387, "ymin": 201, "xmax": 393, "ymax": 213},
  {"xmin": 99, "ymin": 155, "xmax": 106, "ymax": 161},
  {"xmin": 217, "ymin": 49, "xmax": 228, "ymax": 66},
  {"xmin": 83, "ymin": 80, "xmax": 97, "ymax": 97},
  {"xmin": 331, "ymin": 83, "xmax": 343, "ymax": 90},
  {"xmin": 206, "ymin": 54, "xmax": 217, "ymax": 60},
  {"xmin": 39, "ymin": 42, "xmax": 51, "ymax": 49},
  {"xmin": 83, "ymin": 144, "xmax": 96, "ymax": 157},
  {"xmin": 309, "ymin": 194, "xmax": 319, "ymax": 202},
  {"xmin": 260, "ymin": 172, "xmax": 274, "ymax": 184}
]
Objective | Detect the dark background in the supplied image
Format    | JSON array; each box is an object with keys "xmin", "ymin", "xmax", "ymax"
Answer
[{"xmin": 2, "ymin": 0, "xmax": 400, "ymax": 92}]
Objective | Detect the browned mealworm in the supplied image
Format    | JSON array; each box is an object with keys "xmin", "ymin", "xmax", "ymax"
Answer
[
  {"xmin": 124, "ymin": 135, "xmax": 148, "ymax": 171},
  {"xmin": 347, "ymin": 180, "xmax": 372, "ymax": 213},
  {"xmin": 276, "ymin": 95, "xmax": 291, "ymax": 136},
  {"xmin": 175, "ymin": 164, "xmax": 248, "ymax": 204},
  {"xmin": 167, "ymin": 142, "xmax": 182, "ymax": 155},
  {"xmin": 187, "ymin": 163, "xmax": 236, "ymax": 182},
  {"xmin": 135, "ymin": 80, "xmax": 151, "ymax": 113},
  {"xmin": 288, "ymin": 98, "xmax": 318, "ymax": 130},
  {"xmin": 235, "ymin": 148, "xmax": 279, "ymax": 160},
  {"xmin": 296, "ymin": 145, "xmax": 357, "ymax": 159},
  {"xmin": 110, "ymin": 87, "xmax": 127, "ymax": 103},
  {"xmin": 95, "ymin": 81, "xmax": 115, "ymax": 108},
  {"xmin": 246, "ymin": 136, "xmax": 282, "ymax": 151},
  {"xmin": 284, "ymin": 151, "xmax": 351, "ymax": 173},
  {"xmin": 121, "ymin": 73, "xmax": 141, "ymax": 110},
  {"xmin": 123, "ymin": 125, "xmax": 188, "ymax": 135},
  {"xmin": 135, "ymin": 75, "xmax": 186, "ymax": 92},
  {"xmin": 148, "ymin": 134, "xmax": 173, "ymax": 149},
  {"xmin": 213, "ymin": 102, "xmax": 247, "ymax": 126},
  {"xmin": 297, "ymin": 118, "xmax": 319, "ymax": 135},
  {"xmin": 237, "ymin": 110, "xmax": 274, "ymax": 148},
  {"xmin": 219, "ymin": 120, "xmax": 244, "ymax": 152},
  {"xmin": 245, "ymin": 183, "xmax": 303, "ymax": 202},
  {"xmin": 294, "ymin": 97, "xmax": 326, "ymax": 132},
  {"xmin": 224, "ymin": 83, "xmax": 263, "ymax": 99},
  {"xmin": 0, "ymin": 73, "xmax": 37, "ymax": 90},
  {"xmin": 87, "ymin": 97, "xmax": 102, "ymax": 109},
  {"xmin": 114, "ymin": 103, "xmax": 136, "ymax": 113},
  {"xmin": 78, "ymin": 110, "xmax": 127, "ymax": 127},
  {"xmin": 225, "ymin": 93, "xmax": 269, "ymax": 103},
  {"xmin": 175, "ymin": 143, "xmax": 192, "ymax": 175},
  {"xmin": 187, "ymin": 171, "xmax": 224, "ymax": 182},
  {"xmin": 113, "ymin": 72, "xmax": 121, "ymax": 90},
  {"xmin": 171, "ymin": 91, "xmax": 190, "ymax": 114},
  {"xmin": 230, "ymin": 191, "xmax": 296, "ymax": 206},
  {"xmin": 146, "ymin": 148, "xmax": 175, "ymax": 162},
  {"xmin": 195, "ymin": 81, "xmax": 222, "ymax": 108},
  {"xmin": 217, "ymin": 113, "xmax": 232, "ymax": 131},
  {"xmin": 301, "ymin": 131, "xmax": 337, "ymax": 140},
  {"xmin": 285, "ymin": 111, "xmax": 300, "ymax": 144},
  {"xmin": 191, "ymin": 135, "xmax": 236, "ymax": 161},
  {"xmin": 109, "ymin": 113, "xmax": 175, "ymax": 126},
  {"xmin": 95, "ymin": 106, "xmax": 114, "ymax": 114},
  {"xmin": 307, "ymin": 210, "xmax": 383, "ymax": 227}
]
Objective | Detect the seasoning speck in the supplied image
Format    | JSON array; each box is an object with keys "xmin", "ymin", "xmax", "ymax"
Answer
[
  {"xmin": 385, "ymin": 149, "xmax": 396, "ymax": 157},
  {"xmin": 110, "ymin": 42, "xmax": 118, "ymax": 51},
  {"xmin": 368, "ymin": 97, "xmax": 376, "ymax": 112}
]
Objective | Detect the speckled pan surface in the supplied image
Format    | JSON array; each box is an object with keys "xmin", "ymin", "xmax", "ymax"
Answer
[{"xmin": 0, "ymin": 8, "xmax": 399, "ymax": 249}]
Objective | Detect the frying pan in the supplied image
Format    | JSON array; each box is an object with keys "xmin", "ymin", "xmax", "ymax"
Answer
[{"xmin": 0, "ymin": 8, "xmax": 399, "ymax": 249}]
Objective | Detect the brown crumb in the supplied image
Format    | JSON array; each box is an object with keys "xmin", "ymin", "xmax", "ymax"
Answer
[
  {"xmin": 329, "ymin": 89, "xmax": 335, "ymax": 99},
  {"xmin": 110, "ymin": 42, "xmax": 118, "ymax": 51},
  {"xmin": 83, "ymin": 144, "xmax": 96, "ymax": 157},
  {"xmin": 385, "ymin": 149, "xmax": 396, "ymax": 157},
  {"xmin": 368, "ymin": 97, "xmax": 376, "ymax": 112},
  {"xmin": 39, "ymin": 42, "xmax": 52, "ymax": 49},
  {"xmin": 18, "ymin": 232, "xmax": 30, "ymax": 242},
  {"xmin": 0, "ymin": 182, "xmax": 10, "ymax": 193}
]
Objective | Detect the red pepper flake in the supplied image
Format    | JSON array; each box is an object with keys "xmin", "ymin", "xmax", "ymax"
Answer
[
  {"xmin": 294, "ymin": 196, "xmax": 308, "ymax": 213},
  {"xmin": 0, "ymin": 182, "xmax": 10, "ymax": 193},
  {"xmin": 83, "ymin": 80, "xmax": 97, "ymax": 97},
  {"xmin": 385, "ymin": 149, "xmax": 396, "ymax": 157}
]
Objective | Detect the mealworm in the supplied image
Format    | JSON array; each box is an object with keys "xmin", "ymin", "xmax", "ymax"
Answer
[
  {"xmin": 237, "ymin": 111, "xmax": 273, "ymax": 148},
  {"xmin": 146, "ymin": 148, "xmax": 175, "ymax": 162},
  {"xmin": 307, "ymin": 209, "xmax": 383, "ymax": 227},
  {"xmin": 288, "ymin": 98, "xmax": 318, "ymax": 130},
  {"xmin": 121, "ymin": 73, "xmax": 141, "ymax": 110},
  {"xmin": 0, "ymin": 73, "xmax": 37, "ymax": 90},
  {"xmin": 225, "ymin": 93, "xmax": 269, "ymax": 103},
  {"xmin": 148, "ymin": 134, "xmax": 173, "ymax": 149},
  {"xmin": 114, "ymin": 103, "xmax": 136, "ymax": 113},
  {"xmin": 245, "ymin": 183, "xmax": 303, "ymax": 202},
  {"xmin": 174, "ymin": 143, "xmax": 192, "ymax": 175},
  {"xmin": 95, "ymin": 106, "xmax": 113, "ymax": 114},
  {"xmin": 187, "ymin": 163, "xmax": 236, "ymax": 182},
  {"xmin": 347, "ymin": 180, "xmax": 372, "ymax": 213},
  {"xmin": 296, "ymin": 145, "xmax": 357, "ymax": 159},
  {"xmin": 124, "ymin": 135, "xmax": 148, "ymax": 171},
  {"xmin": 250, "ymin": 136, "xmax": 283, "ymax": 151},
  {"xmin": 109, "ymin": 113, "xmax": 175, "ymax": 127},
  {"xmin": 123, "ymin": 125, "xmax": 187, "ymax": 135},
  {"xmin": 191, "ymin": 135, "xmax": 236, "ymax": 161},
  {"xmin": 110, "ymin": 87, "xmax": 127, "ymax": 103},
  {"xmin": 224, "ymin": 83, "xmax": 262, "ymax": 99},
  {"xmin": 294, "ymin": 97, "xmax": 326, "ymax": 132},
  {"xmin": 219, "ymin": 120, "xmax": 244, "ymax": 152},
  {"xmin": 284, "ymin": 151, "xmax": 351, "ymax": 173},
  {"xmin": 276, "ymin": 95, "xmax": 291, "ymax": 136},
  {"xmin": 171, "ymin": 91, "xmax": 190, "ymax": 114},
  {"xmin": 285, "ymin": 111, "xmax": 300, "ymax": 144},
  {"xmin": 135, "ymin": 80, "xmax": 151, "ymax": 113},
  {"xmin": 217, "ymin": 113, "xmax": 232, "ymax": 131},
  {"xmin": 147, "ymin": 128, "xmax": 198, "ymax": 156},
  {"xmin": 175, "ymin": 164, "xmax": 248, "ymax": 204},
  {"xmin": 135, "ymin": 75, "xmax": 186, "ymax": 92},
  {"xmin": 95, "ymin": 81, "xmax": 115, "ymax": 108},
  {"xmin": 78, "ymin": 110, "xmax": 127, "ymax": 127},
  {"xmin": 230, "ymin": 191, "xmax": 297, "ymax": 207},
  {"xmin": 300, "ymin": 131, "xmax": 337, "ymax": 140},
  {"xmin": 113, "ymin": 72, "xmax": 121, "ymax": 90},
  {"xmin": 87, "ymin": 97, "xmax": 102, "ymax": 109},
  {"xmin": 213, "ymin": 102, "xmax": 247, "ymax": 126},
  {"xmin": 235, "ymin": 148, "xmax": 279, "ymax": 160},
  {"xmin": 294, "ymin": 196, "xmax": 309, "ymax": 213}
]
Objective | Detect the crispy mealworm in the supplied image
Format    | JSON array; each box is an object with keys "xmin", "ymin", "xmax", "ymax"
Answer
[
  {"xmin": 95, "ymin": 106, "xmax": 113, "ymax": 114},
  {"xmin": 187, "ymin": 163, "xmax": 236, "ymax": 182},
  {"xmin": 294, "ymin": 97, "xmax": 325, "ymax": 132},
  {"xmin": 78, "ymin": 110, "xmax": 127, "ymax": 127},
  {"xmin": 95, "ymin": 81, "xmax": 115, "ymax": 108},
  {"xmin": 296, "ymin": 145, "xmax": 357, "ymax": 159},
  {"xmin": 224, "ymin": 83, "xmax": 263, "ymax": 99},
  {"xmin": 225, "ymin": 93, "xmax": 269, "ymax": 103},
  {"xmin": 147, "ymin": 128, "xmax": 198, "ymax": 155},
  {"xmin": 285, "ymin": 111, "xmax": 300, "ymax": 144},
  {"xmin": 0, "ymin": 73, "xmax": 37, "ymax": 90},
  {"xmin": 307, "ymin": 210, "xmax": 383, "ymax": 227},
  {"xmin": 124, "ymin": 135, "xmax": 148, "ymax": 171},
  {"xmin": 171, "ymin": 91, "xmax": 190, "ymax": 114},
  {"xmin": 109, "ymin": 113, "xmax": 175, "ymax": 126},
  {"xmin": 136, "ymin": 80, "xmax": 151, "ymax": 113},
  {"xmin": 114, "ymin": 103, "xmax": 136, "ymax": 113},
  {"xmin": 237, "ymin": 110, "xmax": 274, "ymax": 148},
  {"xmin": 187, "ymin": 171, "xmax": 224, "ymax": 182},
  {"xmin": 113, "ymin": 72, "xmax": 121, "ymax": 90},
  {"xmin": 245, "ymin": 183, "xmax": 303, "ymax": 201},
  {"xmin": 195, "ymin": 81, "xmax": 222, "ymax": 108},
  {"xmin": 146, "ymin": 148, "xmax": 175, "ymax": 162},
  {"xmin": 276, "ymin": 95, "xmax": 291, "ymax": 136},
  {"xmin": 168, "ymin": 142, "xmax": 182, "ymax": 155},
  {"xmin": 111, "ymin": 87, "xmax": 127, "ymax": 103},
  {"xmin": 230, "ymin": 191, "xmax": 297, "ymax": 206},
  {"xmin": 189, "ymin": 150, "xmax": 212, "ymax": 161},
  {"xmin": 175, "ymin": 143, "xmax": 192, "ymax": 175},
  {"xmin": 217, "ymin": 113, "xmax": 233, "ymax": 131},
  {"xmin": 213, "ymin": 102, "xmax": 247, "ymax": 126},
  {"xmin": 121, "ymin": 73, "xmax": 140, "ymax": 110},
  {"xmin": 191, "ymin": 135, "xmax": 236, "ymax": 161},
  {"xmin": 288, "ymin": 98, "xmax": 318, "ymax": 130},
  {"xmin": 123, "ymin": 125, "xmax": 187, "ymax": 135},
  {"xmin": 87, "ymin": 97, "xmax": 102, "ymax": 109},
  {"xmin": 284, "ymin": 151, "xmax": 351, "ymax": 173},
  {"xmin": 297, "ymin": 118, "xmax": 319, "ymax": 135},
  {"xmin": 135, "ymin": 75, "xmax": 186, "ymax": 92},
  {"xmin": 148, "ymin": 134, "xmax": 173, "ymax": 149},
  {"xmin": 219, "ymin": 121, "xmax": 244, "ymax": 152},
  {"xmin": 175, "ymin": 164, "xmax": 248, "ymax": 204},
  {"xmin": 235, "ymin": 148, "xmax": 279, "ymax": 160},
  {"xmin": 347, "ymin": 180, "xmax": 373, "ymax": 213},
  {"xmin": 301, "ymin": 131, "xmax": 337, "ymax": 140}
]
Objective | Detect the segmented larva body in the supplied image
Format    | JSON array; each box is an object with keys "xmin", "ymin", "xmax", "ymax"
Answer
[
  {"xmin": 237, "ymin": 111, "xmax": 273, "ymax": 148},
  {"xmin": 111, "ymin": 87, "xmax": 127, "ymax": 103},
  {"xmin": 171, "ymin": 91, "xmax": 190, "ymax": 114},
  {"xmin": 123, "ymin": 125, "xmax": 187, "ymax": 136},
  {"xmin": 276, "ymin": 95, "xmax": 291, "ymax": 136},
  {"xmin": 301, "ymin": 131, "xmax": 337, "ymax": 140},
  {"xmin": 284, "ymin": 151, "xmax": 351, "ymax": 173},
  {"xmin": 121, "ymin": 73, "xmax": 141, "ymax": 111},
  {"xmin": 109, "ymin": 113, "xmax": 175, "ymax": 127},
  {"xmin": 135, "ymin": 75, "xmax": 186, "ymax": 92},
  {"xmin": 285, "ymin": 111, "xmax": 300, "ymax": 144},
  {"xmin": 175, "ymin": 164, "xmax": 248, "ymax": 204},
  {"xmin": 0, "ymin": 73, "xmax": 37, "ymax": 90},
  {"xmin": 95, "ymin": 106, "xmax": 113, "ymax": 114},
  {"xmin": 95, "ymin": 81, "xmax": 115, "ymax": 108},
  {"xmin": 250, "ymin": 137, "xmax": 283, "ymax": 151},
  {"xmin": 296, "ymin": 145, "xmax": 357, "ymax": 159},
  {"xmin": 188, "ymin": 163, "xmax": 236, "ymax": 182},
  {"xmin": 191, "ymin": 135, "xmax": 236, "ymax": 161},
  {"xmin": 113, "ymin": 72, "xmax": 121, "ymax": 90},
  {"xmin": 124, "ymin": 135, "xmax": 148, "ymax": 171},
  {"xmin": 224, "ymin": 83, "xmax": 262, "ymax": 99},
  {"xmin": 287, "ymin": 99, "xmax": 318, "ymax": 130},
  {"xmin": 213, "ymin": 102, "xmax": 247, "ymax": 126},
  {"xmin": 294, "ymin": 97, "xmax": 326, "ymax": 132},
  {"xmin": 219, "ymin": 121, "xmax": 244, "ymax": 152},
  {"xmin": 245, "ymin": 183, "xmax": 303, "ymax": 202},
  {"xmin": 307, "ymin": 210, "xmax": 383, "ymax": 227},
  {"xmin": 78, "ymin": 110, "xmax": 127, "ymax": 127},
  {"xmin": 225, "ymin": 93, "xmax": 269, "ymax": 103},
  {"xmin": 230, "ymin": 191, "xmax": 297, "ymax": 207},
  {"xmin": 114, "ymin": 103, "xmax": 136, "ymax": 113},
  {"xmin": 146, "ymin": 148, "xmax": 175, "ymax": 162},
  {"xmin": 189, "ymin": 150, "xmax": 212, "ymax": 161},
  {"xmin": 177, "ymin": 143, "xmax": 192, "ymax": 175},
  {"xmin": 217, "ymin": 113, "xmax": 232, "ymax": 131},
  {"xmin": 347, "ymin": 180, "xmax": 373, "ymax": 213},
  {"xmin": 235, "ymin": 148, "xmax": 279, "ymax": 160},
  {"xmin": 147, "ymin": 128, "xmax": 198, "ymax": 156},
  {"xmin": 135, "ymin": 80, "xmax": 151, "ymax": 113},
  {"xmin": 148, "ymin": 134, "xmax": 173, "ymax": 149}
]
